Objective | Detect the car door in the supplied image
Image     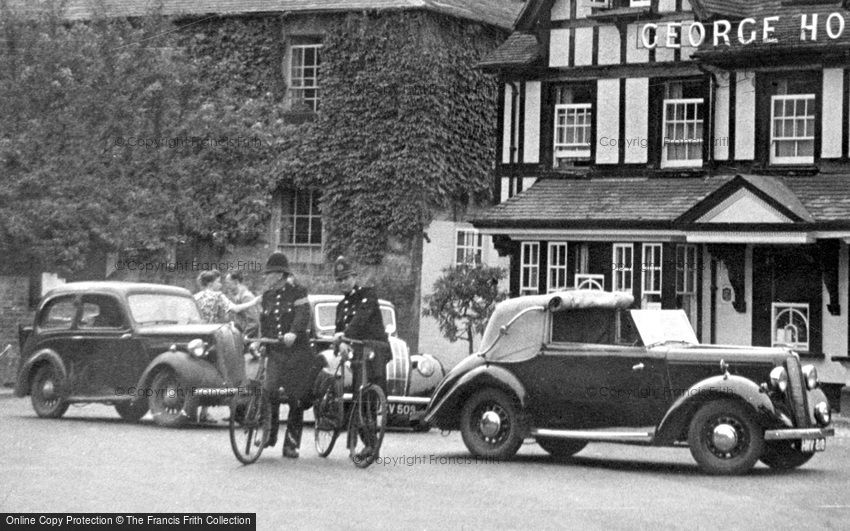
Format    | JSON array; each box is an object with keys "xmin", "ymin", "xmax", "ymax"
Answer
[
  {"xmin": 32, "ymin": 294, "xmax": 84, "ymax": 393},
  {"xmin": 513, "ymin": 307, "xmax": 671, "ymax": 429},
  {"xmin": 76, "ymin": 294, "xmax": 144, "ymax": 395}
]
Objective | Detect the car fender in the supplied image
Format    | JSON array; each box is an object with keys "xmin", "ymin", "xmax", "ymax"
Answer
[
  {"xmin": 424, "ymin": 363, "xmax": 527, "ymax": 431},
  {"xmin": 408, "ymin": 353, "xmax": 446, "ymax": 397},
  {"xmin": 134, "ymin": 350, "xmax": 225, "ymax": 402},
  {"xmin": 654, "ymin": 374, "xmax": 778, "ymax": 445},
  {"xmin": 15, "ymin": 348, "xmax": 67, "ymax": 397}
]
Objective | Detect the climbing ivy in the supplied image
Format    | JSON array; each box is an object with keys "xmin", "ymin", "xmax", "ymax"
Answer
[{"xmin": 287, "ymin": 11, "xmax": 503, "ymax": 264}]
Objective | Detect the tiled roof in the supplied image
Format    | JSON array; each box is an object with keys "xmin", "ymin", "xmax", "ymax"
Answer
[
  {"xmin": 473, "ymin": 175, "xmax": 850, "ymax": 227},
  {"xmin": 479, "ymin": 32, "xmax": 540, "ymax": 68},
  {"xmin": 9, "ymin": 0, "xmax": 522, "ymax": 29}
]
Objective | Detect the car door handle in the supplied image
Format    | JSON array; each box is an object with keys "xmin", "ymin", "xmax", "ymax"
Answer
[
  {"xmin": 121, "ymin": 333, "xmax": 132, "ymax": 340},
  {"xmin": 632, "ymin": 363, "xmax": 645, "ymax": 371},
  {"xmin": 71, "ymin": 335, "xmax": 84, "ymax": 340}
]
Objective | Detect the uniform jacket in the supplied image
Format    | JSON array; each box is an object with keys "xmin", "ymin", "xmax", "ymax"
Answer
[
  {"xmin": 335, "ymin": 285, "xmax": 388, "ymax": 343},
  {"xmin": 260, "ymin": 282, "xmax": 313, "ymax": 402}
]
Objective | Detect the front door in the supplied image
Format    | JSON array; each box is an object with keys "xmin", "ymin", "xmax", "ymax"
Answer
[{"xmin": 752, "ymin": 246, "xmax": 822, "ymax": 355}]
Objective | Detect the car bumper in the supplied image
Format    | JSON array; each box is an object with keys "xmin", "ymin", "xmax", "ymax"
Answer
[{"xmin": 763, "ymin": 427, "xmax": 835, "ymax": 441}]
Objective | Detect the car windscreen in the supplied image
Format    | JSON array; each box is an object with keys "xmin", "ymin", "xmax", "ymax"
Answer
[
  {"xmin": 127, "ymin": 294, "xmax": 202, "ymax": 325},
  {"xmin": 315, "ymin": 303, "xmax": 336, "ymax": 337}
]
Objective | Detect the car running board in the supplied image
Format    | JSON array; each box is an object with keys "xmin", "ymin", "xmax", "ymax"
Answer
[
  {"xmin": 341, "ymin": 393, "xmax": 430, "ymax": 405},
  {"xmin": 531, "ymin": 427, "xmax": 655, "ymax": 444}
]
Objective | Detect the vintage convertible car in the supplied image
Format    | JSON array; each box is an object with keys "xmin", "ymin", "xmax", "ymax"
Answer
[
  {"xmin": 424, "ymin": 290, "xmax": 835, "ymax": 475},
  {"xmin": 308, "ymin": 294, "xmax": 444, "ymax": 428},
  {"xmin": 15, "ymin": 282, "xmax": 245, "ymax": 427}
]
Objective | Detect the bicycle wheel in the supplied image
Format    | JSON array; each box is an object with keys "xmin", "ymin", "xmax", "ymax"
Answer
[
  {"xmin": 313, "ymin": 375, "xmax": 343, "ymax": 458},
  {"xmin": 229, "ymin": 390, "xmax": 271, "ymax": 465},
  {"xmin": 349, "ymin": 384, "xmax": 387, "ymax": 468}
]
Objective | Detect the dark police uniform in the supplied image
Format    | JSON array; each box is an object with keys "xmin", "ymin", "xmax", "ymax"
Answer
[
  {"xmin": 260, "ymin": 282, "xmax": 312, "ymax": 452},
  {"xmin": 334, "ymin": 284, "xmax": 389, "ymax": 393}
]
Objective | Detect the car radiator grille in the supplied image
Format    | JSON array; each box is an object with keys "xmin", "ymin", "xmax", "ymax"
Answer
[{"xmin": 784, "ymin": 356, "xmax": 810, "ymax": 428}]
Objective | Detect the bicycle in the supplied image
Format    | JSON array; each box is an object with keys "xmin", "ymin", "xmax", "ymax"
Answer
[
  {"xmin": 313, "ymin": 337, "xmax": 388, "ymax": 468},
  {"xmin": 228, "ymin": 337, "xmax": 281, "ymax": 465}
]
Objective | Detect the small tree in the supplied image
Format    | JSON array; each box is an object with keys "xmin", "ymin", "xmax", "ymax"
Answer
[{"xmin": 423, "ymin": 264, "xmax": 507, "ymax": 355}]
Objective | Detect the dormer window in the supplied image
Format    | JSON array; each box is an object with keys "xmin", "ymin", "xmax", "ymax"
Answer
[{"xmin": 553, "ymin": 84, "xmax": 593, "ymax": 168}]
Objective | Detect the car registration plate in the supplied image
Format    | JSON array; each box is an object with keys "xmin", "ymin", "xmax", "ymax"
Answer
[
  {"xmin": 801, "ymin": 438, "xmax": 826, "ymax": 453},
  {"xmin": 388, "ymin": 403, "xmax": 426, "ymax": 418}
]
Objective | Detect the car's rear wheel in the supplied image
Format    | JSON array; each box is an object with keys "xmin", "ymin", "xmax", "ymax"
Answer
[
  {"xmin": 460, "ymin": 388, "xmax": 525, "ymax": 460},
  {"xmin": 759, "ymin": 441, "xmax": 815, "ymax": 470},
  {"xmin": 537, "ymin": 437, "xmax": 587, "ymax": 459},
  {"xmin": 148, "ymin": 370, "xmax": 189, "ymax": 428},
  {"xmin": 31, "ymin": 365, "xmax": 68, "ymax": 418},
  {"xmin": 115, "ymin": 401, "xmax": 148, "ymax": 422},
  {"xmin": 687, "ymin": 399, "xmax": 764, "ymax": 475}
]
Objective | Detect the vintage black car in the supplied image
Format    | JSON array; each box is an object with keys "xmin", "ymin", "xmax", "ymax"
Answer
[
  {"xmin": 424, "ymin": 290, "xmax": 835, "ymax": 475},
  {"xmin": 308, "ymin": 294, "xmax": 444, "ymax": 428},
  {"xmin": 15, "ymin": 282, "xmax": 245, "ymax": 427}
]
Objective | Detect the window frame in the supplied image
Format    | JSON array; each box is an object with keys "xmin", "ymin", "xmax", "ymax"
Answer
[
  {"xmin": 547, "ymin": 242, "xmax": 568, "ymax": 293},
  {"xmin": 676, "ymin": 244, "xmax": 698, "ymax": 295},
  {"xmin": 641, "ymin": 243, "xmax": 663, "ymax": 296},
  {"xmin": 280, "ymin": 189, "xmax": 322, "ymax": 248},
  {"xmin": 289, "ymin": 41, "xmax": 322, "ymax": 112},
  {"xmin": 771, "ymin": 302, "xmax": 810, "ymax": 352},
  {"xmin": 553, "ymin": 103, "xmax": 593, "ymax": 165},
  {"xmin": 456, "ymin": 228, "xmax": 484, "ymax": 266},
  {"xmin": 769, "ymin": 93, "xmax": 815, "ymax": 165},
  {"xmin": 612, "ymin": 243, "xmax": 634, "ymax": 292},
  {"xmin": 520, "ymin": 242, "xmax": 540, "ymax": 295},
  {"xmin": 661, "ymin": 97, "xmax": 705, "ymax": 168}
]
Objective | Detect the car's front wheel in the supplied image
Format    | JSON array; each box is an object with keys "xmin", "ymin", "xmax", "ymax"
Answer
[
  {"xmin": 687, "ymin": 399, "xmax": 764, "ymax": 475},
  {"xmin": 115, "ymin": 400, "xmax": 148, "ymax": 422},
  {"xmin": 537, "ymin": 437, "xmax": 587, "ymax": 459},
  {"xmin": 31, "ymin": 365, "xmax": 68, "ymax": 418},
  {"xmin": 460, "ymin": 388, "xmax": 525, "ymax": 460},
  {"xmin": 759, "ymin": 441, "xmax": 815, "ymax": 470},
  {"xmin": 148, "ymin": 370, "xmax": 190, "ymax": 428}
]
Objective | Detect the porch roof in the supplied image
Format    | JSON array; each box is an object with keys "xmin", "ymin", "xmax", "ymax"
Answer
[{"xmin": 472, "ymin": 175, "xmax": 850, "ymax": 230}]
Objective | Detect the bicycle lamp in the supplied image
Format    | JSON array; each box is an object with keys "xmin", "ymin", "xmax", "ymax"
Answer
[{"xmin": 187, "ymin": 338, "xmax": 207, "ymax": 358}]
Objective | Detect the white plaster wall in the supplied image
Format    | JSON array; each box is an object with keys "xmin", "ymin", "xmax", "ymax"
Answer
[
  {"xmin": 713, "ymin": 246, "xmax": 753, "ymax": 346},
  {"xmin": 701, "ymin": 245, "xmax": 712, "ymax": 341},
  {"xmin": 714, "ymin": 71, "xmax": 730, "ymax": 161},
  {"xmin": 658, "ymin": 0, "xmax": 677, "ymax": 12},
  {"xmin": 419, "ymin": 220, "xmax": 509, "ymax": 369},
  {"xmin": 655, "ymin": 24, "xmax": 675, "ymax": 62},
  {"xmin": 821, "ymin": 242, "xmax": 850, "ymax": 385},
  {"xmin": 624, "ymin": 78, "xmax": 649, "ymax": 163},
  {"xmin": 524, "ymin": 82, "xmax": 541, "ymax": 163},
  {"xmin": 822, "ymin": 68, "xmax": 844, "ymax": 159},
  {"xmin": 735, "ymin": 70, "xmax": 756, "ymax": 160},
  {"xmin": 523, "ymin": 177, "xmax": 538, "ymax": 190},
  {"xmin": 574, "ymin": 27, "xmax": 594, "ymax": 66},
  {"xmin": 626, "ymin": 24, "xmax": 649, "ymax": 63},
  {"xmin": 598, "ymin": 25, "xmax": 620, "ymax": 65},
  {"xmin": 596, "ymin": 78, "xmax": 620, "ymax": 164},
  {"xmin": 502, "ymin": 84, "xmax": 513, "ymax": 164},
  {"xmin": 550, "ymin": 29, "xmax": 571, "ymax": 68},
  {"xmin": 682, "ymin": 0, "xmax": 692, "ymax": 10},
  {"xmin": 551, "ymin": 0, "xmax": 571, "ymax": 20}
]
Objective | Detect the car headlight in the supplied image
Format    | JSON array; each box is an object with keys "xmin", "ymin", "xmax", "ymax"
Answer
[
  {"xmin": 187, "ymin": 338, "xmax": 207, "ymax": 358},
  {"xmin": 769, "ymin": 366, "xmax": 788, "ymax": 392},
  {"xmin": 414, "ymin": 356, "xmax": 435, "ymax": 378},
  {"xmin": 802, "ymin": 365, "xmax": 818, "ymax": 390},
  {"xmin": 814, "ymin": 402, "xmax": 831, "ymax": 426}
]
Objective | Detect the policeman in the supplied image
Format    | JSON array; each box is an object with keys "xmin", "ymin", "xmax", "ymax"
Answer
[
  {"xmin": 260, "ymin": 251, "xmax": 312, "ymax": 458},
  {"xmin": 333, "ymin": 256, "xmax": 389, "ymax": 462}
]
